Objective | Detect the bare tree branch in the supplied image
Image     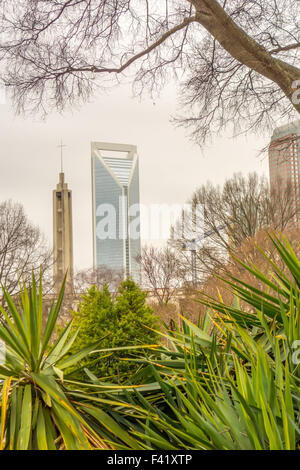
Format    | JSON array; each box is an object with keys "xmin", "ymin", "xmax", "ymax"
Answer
[
  {"xmin": 0, "ymin": 200, "xmax": 52, "ymax": 302},
  {"xmin": 138, "ymin": 245, "xmax": 187, "ymax": 305},
  {"xmin": 0, "ymin": 0, "xmax": 299, "ymax": 140},
  {"xmin": 170, "ymin": 172, "xmax": 300, "ymax": 279}
]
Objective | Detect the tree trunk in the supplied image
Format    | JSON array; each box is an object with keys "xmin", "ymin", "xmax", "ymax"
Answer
[{"xmin": 191, "ymin": 0, "xmax": 300, "ymax": 113}]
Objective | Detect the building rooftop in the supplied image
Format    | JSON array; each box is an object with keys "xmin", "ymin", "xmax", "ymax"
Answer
[{"xmin": 272, "ymin": 119, "xmax": 300, "ymax": 140}]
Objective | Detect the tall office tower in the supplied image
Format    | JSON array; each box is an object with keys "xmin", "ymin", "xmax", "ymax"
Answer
[
  {"xmin": 53, "ymin": 172, "xmax": 74, "ymax": 294},
  {"xmin": 91, "ymin": 142, "xmax": 141, "ymax": 282},
  {"xmin": 269, "ymin": 120, "xmax": 300, "ymax": 225}
]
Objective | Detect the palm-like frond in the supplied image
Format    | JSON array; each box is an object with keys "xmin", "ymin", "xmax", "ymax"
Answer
[
  {"xmin": 80, "ymin": 235, "xmax": 300, "ymax": 450},
  {"xmin": 0, "ymin": 234, "xmax": 299, "ymax": 450},
  {"xmin": 0, "ymin": 274, "xmax": 144, "ymax": 450}
]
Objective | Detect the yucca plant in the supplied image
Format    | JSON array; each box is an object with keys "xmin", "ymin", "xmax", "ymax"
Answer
[
  {"xmin": 0, "ymin": 274, "xmax": 149, "ymax": 450},
  {"xmin": 1, "ymin": 234, "xmax": 299, "ymax": 450},
  {"xmin": 89, "ymin": 234, "xmax": 300, "ymax": 450},
  {"xmin": 199, "ymin": 233, "xmax": 300, "ymax": 377},
  {"xmin": 122, "ymin": 320, "xmax": 299, "ymax": 450}
]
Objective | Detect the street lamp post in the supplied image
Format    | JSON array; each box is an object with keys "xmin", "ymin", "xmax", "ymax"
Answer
[{"xmin": 182, "ymin": 225, "xmax": 227, "ymax": 286}]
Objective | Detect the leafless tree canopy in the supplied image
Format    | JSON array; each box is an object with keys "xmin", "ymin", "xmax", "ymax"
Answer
[
  {"xmin": 138, "ymin": 245, "xmax": 187, "ymax": 305},
  {"xmin": 170, "ymin": 172, "xmax": 300, "ymax": 277},
  {"xmin": 0, "ymin": 200, "xmax": 52, "ymax": 300},
  {"xmin": 74, "ymin": 266, "xmax": 124, "ymax": 294},
  {"xmin": 196, "ymin": 226, "xmax": 300, "ymax": 316},
  {"xmin": 0, "ymin": 1, "xmax": 299, "ymax": 140}
]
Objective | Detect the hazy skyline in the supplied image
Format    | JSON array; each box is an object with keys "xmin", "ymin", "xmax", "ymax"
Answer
[{"xmin": 0, "ymin": 83, "xmax": 270, "ymax": 271}]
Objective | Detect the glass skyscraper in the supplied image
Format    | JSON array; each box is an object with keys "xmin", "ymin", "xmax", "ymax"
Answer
[
  {"xmin": 269, "ymin": 120, "xmax": 300, "ymax": 226},
  {"xmin": 91, "ymin": 142, "xmax": 141, "ymax": 282}
]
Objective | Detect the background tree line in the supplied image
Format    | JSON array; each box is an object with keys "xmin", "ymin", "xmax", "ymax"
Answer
[
  {"xmin": 2, "ymin": 169, "xmax": 299, "ymax": 327},
  {"xmin": 139, "ymin": 172, "xmax": 300, "ymax": 321},
  {"xmin": 0, "ymin": 200, "xmax": 52, "ymax": 302}
]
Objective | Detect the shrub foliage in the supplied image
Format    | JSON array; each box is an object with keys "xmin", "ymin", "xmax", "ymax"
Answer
[{"xmin": 70, "ymin": 279, "xmax": 160, "ymax": 381}]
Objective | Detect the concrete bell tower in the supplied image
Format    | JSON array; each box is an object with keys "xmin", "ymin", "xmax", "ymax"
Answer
[{"xmin": 53, "ymin": 171, "xmax": 74, "ymax": 294}]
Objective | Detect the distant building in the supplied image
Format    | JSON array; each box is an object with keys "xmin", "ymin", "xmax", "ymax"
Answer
[
  {"xmin": 53, "ymin": 172, "xmax": 74, "ymax": 293},
  {"xmin": 269, "ymin": 120, "xmax": 300, "ymax": 225},
  {"xmin": 91, "ymin": 142, "xmax": 141, "ymax": 282}
]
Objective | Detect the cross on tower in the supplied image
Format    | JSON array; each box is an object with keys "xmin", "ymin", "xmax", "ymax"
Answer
[{"xmin": 57, "ymin": 140, "xmax": 67, "ymax": 173}]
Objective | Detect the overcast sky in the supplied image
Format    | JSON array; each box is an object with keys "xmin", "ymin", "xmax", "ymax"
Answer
[{"xmin": 0, "ymin": 83, "xmax": 270, "ymax": 271}]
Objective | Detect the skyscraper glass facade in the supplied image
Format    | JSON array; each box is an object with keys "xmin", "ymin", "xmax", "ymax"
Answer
[{"xmin": 91, "ymin": 142, "xmax": 141, "ymax": 282}]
